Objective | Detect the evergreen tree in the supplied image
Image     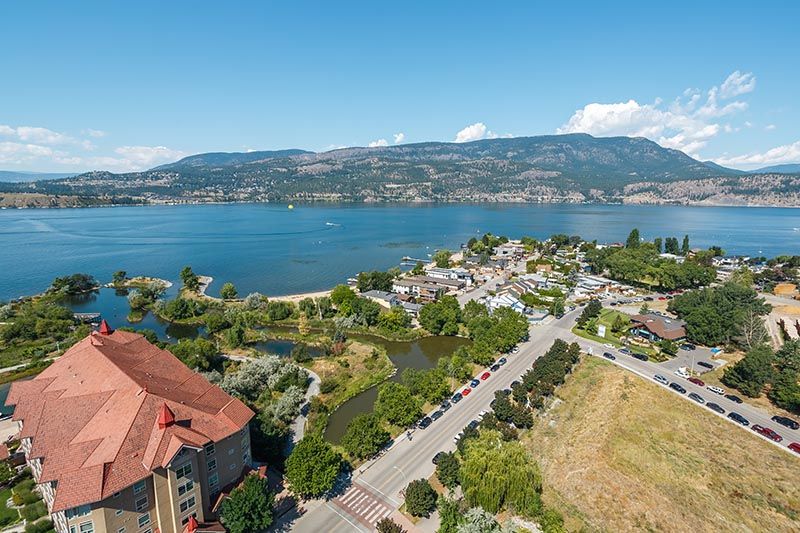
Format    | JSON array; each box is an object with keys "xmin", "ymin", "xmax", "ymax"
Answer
[
  {"xmin": 681, "ymin": 234, "xmax": 690, "ymax": 255},
  {"xmin": 653, "ymin": 237, "xmax": 662, "ymax": 253},
  {"xmin": 626, "ymin": 228, "xmax": 640, "ymax": 248},
  {"xmin": 722, "ymin": 344, "xmax": 775, "ymax": 397}
]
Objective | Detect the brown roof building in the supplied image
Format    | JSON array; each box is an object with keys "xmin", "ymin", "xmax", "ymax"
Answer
[
  {"xmin": 630, "ymin": 313, "xmax": 687, "ymax": 342},
  {"xmin": 5, "ymin": 322, "xmax": 254, "ymax": 533}
]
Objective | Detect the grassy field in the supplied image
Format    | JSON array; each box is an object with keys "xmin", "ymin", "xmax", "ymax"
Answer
[{"xmin": 523, "ymin": 356, "xmax": 800, "ymax": 532}]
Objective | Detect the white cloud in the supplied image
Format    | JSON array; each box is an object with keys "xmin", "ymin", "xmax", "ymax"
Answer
[
  {"xmin": 765, "ymin": 124, "xmax": 777, "ymax": 131},
  {"xmin": 112, "ymin": 146, "xmax": 186, "ymax": 168},
  {"xmin": 368, "ymin": 138, "xmax": 389, "ymax": 147},
  {"xmin": 0, "ymin": 141, "xmax": 55, "ymax": 164},
  {"xmin": 455, "ymin": 122, "xmax": 487, "ymax": 143},
  {"xmin": 83, "ymin": 128, "xmax": 108, "ymax": 138},
  {"xmin": 713, "ymin": 140, "xmax": 800, "ymax": 169},
  {"xmin": 720, "ymin": 70, "xmax": 756, "ymax": 99},
  {"xmin": 393, "ymin": 132, "xmax": 405, "ymax": 144},
  {"xmin": 557, "ymin": 71, "xmax": 755, "ymax": 158}
]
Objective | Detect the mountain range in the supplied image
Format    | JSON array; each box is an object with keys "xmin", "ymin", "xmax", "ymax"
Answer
[{"xmin": 1, "ymin": 134, "xmax": 799, "ymax": 207}]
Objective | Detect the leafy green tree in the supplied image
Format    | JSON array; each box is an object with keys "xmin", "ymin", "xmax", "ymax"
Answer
[
  {"xmin": 341, "ymin": 413, "xmax": 390, "ymax": 459},
  {"xmin": 437, "ymin": 348, "xmax": 473, "ymax": 381},
  {"xmin": 722, "ymin": 344, "xmax": 775, "ymax": 397},
  {"xmin": 225, "ymin": 323, "xmax": 246, "ymax": 348},
  {"xmin": 664, "ymin": 236, "xmax": 680, "ymax": 255},
  {"xmin": 204, "ymin": 312, "xmax": 230, "ymax": 333},
  {"xmin": 659, "ymin": 338, "xmax": 678, "ymax": 356},
  {"xmin": 219, "ymin": 475, "xmax": 275, "ymax": 533},
  {"xmin": 460, "ymin": 430, "xmax": 542, "ymax": 516},
  {"xmin": 576, "ymin": 300, "xmax": 602, "ymax": 328},
  {"xmin": 402, "ymin": 368, "xmax": 451, "ymax": 403},
  {"xmin": 437, "ymin": 496, "xmax": 463, "ymax": 533},
  {"xmin": 653, "ymin": 237, "xmax": 662, "ymax": 253},
  {"xmin": 374, "ymin": 382, "xmax": 421, "ymax": 427},
  {"xmin": 611, "ymin": 314, "xmax": 629, "ymax": 335},
  {"xmin": 432, "ymin": 249, "xmax": 452, "ymax": 268},
  {"xmin": 411, "ymin": 262, "xmax": 425, "ymax": 275},
  {"xmin": 549, "ymin": 297, "xmax": 565, "ymax": 318},
  {"xmin": 330, "ymin": 284, "xmax": 357, "ymax": 306},
  {"xmin": 50, "ymin": 273, "xmax": 97, "ymax": 294},
  {"xmin": 456, "ymin": 507, "xmax": 501, "ymax": 533},
  {"xmin": 285, "ymin": 435, "xmax": 341, "ymax": 498},
  {"xmin": 378, "ymin": 306, "xmax": 412, "ymax": 331},
  {"xmin": 266, "ymin": 300, "xmax": 295, "ymax": 321},
  {"xmin": 167, "ymin": 338, "xmax": 218, "ymax": 370},
  {"xmin": 180, "ymin": 266, "xmax": 200, "ymax": 291},
  {"xmin": 220, "ymin": 282, "xmax": 239, "ymax": 299},
  {"xmin": 376, "ymin": 517, "xmax": 407, "ymax": 533},
  {"xmin": 436, "ymin": 451, "xmax": 460, "ymax": 489},
  {"xmin": 626, "ymin": 228, "xmax": 640, "ymax": 248},
  {"xmin": 112, "ymin": 270, "xmax": 127, "ymax": 285},
  {"xmin": 682, "ymin": 234, "xmax": 690, "ymax": 255},
  {"xmin": 357, "ymin": 270, "xmax": 396, "ymax": 292},
  {"xmin": 419, "ymin": 295, "xmax": 462, "ymax": 335},
  {"xmin": 404, "ymin": 479, "xmax": 437, "ymax": 517}
]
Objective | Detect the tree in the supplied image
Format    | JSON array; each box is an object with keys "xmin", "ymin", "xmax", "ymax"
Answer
[
  {"xmin": 626, "ymin": 228, "xmax": 640, "ymax": 248},
  {"xmin": 204, "ymin": 312, "xmax": 230, "ymax": 333},
  {"xmin": 219, "ymin": 475, "xmax": 275, "ymax": 533},
  {"xmin": 374, "ymin": 382, "xmax": 421, "ymax": 427},
  {"xmin": 404, "ymin": 479, "xmax": 437, "ymax": 517},
  {"xmin": 419, "ymin": 296, "xmax": 462, "ymax": 335},
  {"xmin": 378, "ymin": 306, "xmax": 412, "ymax": 332},
  {"xmin": 112, "ymin": 270, "xmax": 127, "ymax": 285},
  {"xmin": 402, "ymin": 368, "xmax": 450, "ymax": 403},
  {"xmin": 411, "ymin": 261, "xmax": 425, "ymax": 276},
  {"xmin": 436, "ymin": 452, "xmax": 460, "ymax": 489},
  {"xmin": 639, "ymin": 302, "xmax": 650, "ymax": 315},
  {"xmin": 653, "ymin": 237, "xmax": 662, "ymax": 253},
  {"xmin": 330, "ymin": 284, "xmax": 357, "ymax": 306},
  {"xmin": 549, "ymin": 297, "xmax": 565, "ymax": 318},
  {"xmin": 456, "ymin": 507, "xmax": 501, "ymax": 533},
  {"xmin": 722, "ymin": 344, "xmax": 775, "ymax": 397},
  {"xmin": 180, "ymin": 266, "xmax": 200, "ymax": 291},
  {"xmin": 341, "ymin": 413, "xmax": 390, "ymax": 459},
  {"xmin": 285, "ymin": 435, "xmax": 341, "ymax": 498},
  {"xmin": 357, "ymin": 270, "xmax": 396, "ymax": 292},
  {"xmin": 433, "ymin": 249, "xmax": 452, "ymax": 268},
  {"xmin": 168, "ymin": 338, "xmax": 218, "ymax": 370},
  {"xmin": 437, "ymin": 496, "xmax": 463, "ymax": 533},
  {"xmin": 376, "ymin": 518, "xmax": 407, "ymax": 533},
  {"xmin": 576, "ymin": 300, "xmax": 602, "ymax": 328},
  {"xmin": 225, "ymin": 323, "xmax": 246, "ymax": 348},
  {"xmin": 659, "ymin": 338, "xmax": 678, "ymax": 356},
  {"xmin": 50, "ymin": 273, "xmax": 97, "ymax": 294},
  {"xmin": 220, "ymin": 282, "xmax": 239, "ymax": 299},
  {"xmin": 681, "ymin": 234, "xmax": 690, "ymax": 255},
  {"xmin": 460, "ymin": 430, "xmax": 542, "ymax": 516},
  {"xmin": 739, "ymin": 309, "xmax": 769, "ymax": 349}
]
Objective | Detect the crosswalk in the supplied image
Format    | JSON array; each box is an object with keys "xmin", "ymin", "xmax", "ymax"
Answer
[{"xmin": 332, "ymin": 483, "xmax": 395, "ymax": 529}]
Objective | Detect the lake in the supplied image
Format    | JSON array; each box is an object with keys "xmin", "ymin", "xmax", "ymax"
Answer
[{"xmin": 2, "ymin": 203, "xmax": 800, "ymax": 301}]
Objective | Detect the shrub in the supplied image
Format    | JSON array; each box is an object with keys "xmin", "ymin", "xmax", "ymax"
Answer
[
  {"xmin": 24, "ymin": 519, "xmax": 55, "ymax": 533},
  {"xmin": 20, "ymin": 501, "xmax": 48, "ymax": 521}
]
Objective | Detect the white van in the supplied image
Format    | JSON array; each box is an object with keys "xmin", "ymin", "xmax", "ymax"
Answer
[{"xmin": 706, "ymin": 385, "xmax": 725, "ymax": 395}]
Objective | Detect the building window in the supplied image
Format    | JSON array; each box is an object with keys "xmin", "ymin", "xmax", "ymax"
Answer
[
  {"xmin": 66, "ymin": 505, "xmax": 91, "ymax": 519},
  {"xmin": 113, "ymin": 492, "xmax": 121, "ymax": 498},
  {"xmin": 207, "ymin": 458, "xmax": 217, "ymax": 471},
  {"xmin": 229, "ymin": 463, "xmax": 237, "ymax": 471},
  {"xmin": 204, "ymin": 442, "xmax": 215, "ymax": 455},
  {"xmin": 175, "ymin": 463, "xmax": 192, "ymax": 479},
  {"xmin": 208, "ymin": 472, "xmax": 219, "ymax": 489},
  {"xmin": 117, "ymin": 528, "xmax": 126, "ymax": 533},
  {"xmin": 137, "ymin": 513, "xmax": 150, "ymax": 528},
  {"xmin": 79, "ymin": 522, "xmax": 94, "ymax": 533},
  {"xmin": 133, "ymin": 480, "xmax": 146, "ymax": 494},
  {"xmin": 177, "ymin": 479, "xmax": 194, "ymax": 496},
  {"xmin": 181, "ymin": 512, "xmax": 197, "ymax": 526},
  {"xmin": 135, "ymin": 496, "xmax": 148, "ymax": 512},
  {"xmin": 228, "ymin": 448, "xmax": 234, "ymax": 456},
  {"xmin": 115, "ymin": 509, "xmax": 123, "ymax": 517},
  {"xmin": 179, "ymin": 495, "xmax": 196, "ymax": 513}
]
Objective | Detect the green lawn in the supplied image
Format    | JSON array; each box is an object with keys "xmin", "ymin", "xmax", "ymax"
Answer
[
  {"xmin": 572, "ymin": 309, "xmax": 666, "ymax": 360},
  {"xmin": 0, "ymin": 488, "xmax": 20, "ymax": 528}
]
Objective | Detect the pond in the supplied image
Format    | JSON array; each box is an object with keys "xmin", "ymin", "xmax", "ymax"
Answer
[
  {"xmin": 323, "ymin": 334, "xmax": 471, "ymax": 443},
  {"xmin": 61, "ymin": 288, "xmax": 205, "ymax": 343}
]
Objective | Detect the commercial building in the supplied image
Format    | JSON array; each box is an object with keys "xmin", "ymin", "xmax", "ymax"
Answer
[
  {"xmin": 630, "ymin": 313, "xmax": 687, "ymax": 342},
  {"xmin": 5, "ymin": 321, "xmax": 254, "ymax": 533}
]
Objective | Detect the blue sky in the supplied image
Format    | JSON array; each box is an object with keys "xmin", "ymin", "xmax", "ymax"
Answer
[{"xmin": 1, "ymin": 1, "xmax": 798, "ymax": 172}]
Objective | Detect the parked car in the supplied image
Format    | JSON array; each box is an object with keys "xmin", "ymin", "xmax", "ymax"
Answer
[
  {"xmin": 510, "ymin": 380, "xmax": 521, "ymax": 388},
  {"xmin": 451, "ymin": 393, "xmax": 463, "ymax": 404},
  {"xmin": 669, "ymin": 382, "xmax": 687, "ymax": 394},
  {"xmin": 604, "ymin": 343, "xmax": 614, "ymax": 349},
  {"xmin": 440, "ymin": 399, "xmax": 452, "ymax": 411},
  {"xmin": 512, "ymin": 346, "xmax": 520, "ymax": 354},
  {"xmin": 688, "ymin": 392, "xmax": 705, "ymax": 404},
  {"xmin": 470, "ymin": 379, "xmax": 480, "ymax": 388},
  {"xmin": 619, "ymin": 348, "xmax": 632, "ymax": 355},
  {"xmin": 490, "ymin": 364, "xmax": 500, "ymax": 372},
  {"xmin": 706, "ymin": 385, "xmax": 724, "ymax": 395},
  {"xmin": 643, "ymin": 296, "xmax": 654, "ymax": 301},
  {"xmin": 688, "ymin": 377, "xmax": 705, "ymax": 387},
  {"xmin": 674, "ymin": 368, "xmax": 690, "ymax": 379},
  {"xmin": 461, "ymin": 388, "xmax": 471, "ymax": 397},
  {"xmin": 680, "ymin": 343, "xmax": 695, "ymax": 351},
  {"xmin": 466, "ymin": 420, "xmax": 479, "ymax": 430},
  {"xmin": 431, "ymin": 410, "xmax": 445, "ymax": 421},
  {"xmin": 602, "ymin": 352, "xmax": 616, "ymax": 360},
  {"xmin": 497, "ymin": 357, "xmax": 508, "ymax": 366},
  {"xmin": 752, "ymin": 424, "xmax": 783, "ymax": 442},
  {"xmin": 631, "ymin": 352, "xmax": 648, "ymax": 361},
  {"xmin": 418, "ymin": 416, "xmax": 432, "ymax": 429},
  {"xmin": 432, "ymin": 451, "xmax": 447, "ymax": 464},
  {"xmin": 707, "ymin": 402, "xmax": 725, "ymax": 414},
  {"xmin": 654, "ymin": 374, "xmax": 669, "ymax": 386},
  {"xmin": 727, "ymin": 412, "xmax": 750, "ymax": 426},
  {"xmin": 725, "ymin": 394, "xmax": 743, "ymax": 404},
  {"xmin": 697, "ymin": 361, "xmax": 714, "ymax": 369},
  {"xmin": 480, "ymin": 371, "xmax": 491, "ymax": 380},
  {"xmin": 789, "ymin": 442, "xmax": 800, "ymax": 454},
  {"xmin": 771, "ymin": 415, "xmax": 800, "ymax": 430}
]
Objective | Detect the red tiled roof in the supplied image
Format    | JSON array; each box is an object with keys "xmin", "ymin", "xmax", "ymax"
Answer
[{"xmin": 5, "ymin": 329, "xmax": 254, "ymax": 512}]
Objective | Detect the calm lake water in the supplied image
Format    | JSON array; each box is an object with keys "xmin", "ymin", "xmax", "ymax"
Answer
[
  {"xmin": 323, "ymin": 335, "xmax": 471, "ymax": 443},
  {"xmin": 2, "ymin": 203, "xmax": 800, "ymax": 301}
]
